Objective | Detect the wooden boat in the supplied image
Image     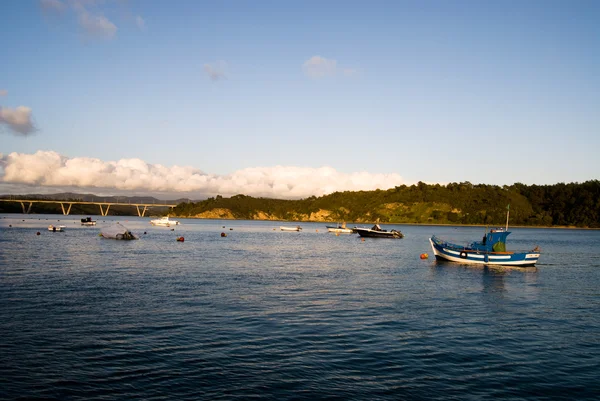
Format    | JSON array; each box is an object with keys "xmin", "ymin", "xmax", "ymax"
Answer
[
  {"xmin": 48, "ymin": 225, "xmax": 66, "ymax": 232},
  {"xmin": 429, "ymin": 208, "xmax": 540, "ymax": 267},
  {"xmin": 430, "ymin": 228, "xmax": 540, "ymax": 267},
  {"xmin": 280, "ymin": 225, "xmax": 302, "ymax": 232},
  {"xmin": 355, "ymin": 224, "xmax": 403, "ymax": 238}
]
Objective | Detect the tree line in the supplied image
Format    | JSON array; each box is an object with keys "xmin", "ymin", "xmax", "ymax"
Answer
[{"xmin": 172, "ymin": 180, "xmax": 600, "ymax": 228}]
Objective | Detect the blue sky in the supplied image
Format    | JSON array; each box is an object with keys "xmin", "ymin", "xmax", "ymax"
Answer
[{"xmin": 1, "ymin": 0, "xmax": 599, "ymax": 199}]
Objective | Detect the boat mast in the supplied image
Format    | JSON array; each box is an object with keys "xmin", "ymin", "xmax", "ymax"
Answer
[{"xmin": 505, "ymin": 204, "xmax": 510, "ymax": 231}]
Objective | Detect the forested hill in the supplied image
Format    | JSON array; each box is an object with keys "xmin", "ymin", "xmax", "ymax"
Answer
[{"xmin": 172, "ymin": 180, "xmax": 600, "ymax": 228}]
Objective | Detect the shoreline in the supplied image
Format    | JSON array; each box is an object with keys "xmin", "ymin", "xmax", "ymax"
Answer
[{"xmin": 2, "ymin": 213, "xmax": 597, "ymax": 230}]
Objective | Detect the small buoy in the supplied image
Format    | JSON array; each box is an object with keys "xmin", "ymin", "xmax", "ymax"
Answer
[
  {"xmin": 229, "ymin": 228, "xmax": 233, "ymax": 230},
  {"xmin": 36, "ymin": 232, "xmax": 40, "ymax": 235},
  {"xmin": 144, "ymin": 231, "xmax": 147, "ymax": 235},
  {"xmin": 177, "ymin": 236, "xmax": 184, "ymax": 242},
  {"xmin": 9, "ymin": 225, "xmax": 11, "ymax": 228},
  {"xmin": 361, "ymin": 238, "xmax": 365, "ymax": 242},
  {"xmin": 316, "ymin": 229, "xmax": 318, "ymax": 232},
  {"xmin": 420, "ymin": 253, "xmax": 429, "ymax": 259},
  {"xmin": 221, "ymin": 232, "xmax": 227, "ymax": 237},
  {"xmin": 222, "ymin": 226, "xmax": 225, "ymax": 228},
  {"xmin": 170, "ymin": 228, "xmax": 175, "ymax": 231}
]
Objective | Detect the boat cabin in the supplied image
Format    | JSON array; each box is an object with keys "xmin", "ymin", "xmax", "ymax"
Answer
[{"xmin": 470, "ymin": 228, "xmax": 510, "ymax": 252}]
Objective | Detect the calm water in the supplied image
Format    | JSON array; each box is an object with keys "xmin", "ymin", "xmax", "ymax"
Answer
[{"xmin": 1, "ymin": 214, "xmax": 599, "ymax": 400}]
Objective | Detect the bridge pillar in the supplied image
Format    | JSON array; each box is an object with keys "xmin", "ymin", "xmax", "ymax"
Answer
[
  {"xmin": 60, "ymin": 203, "xmax": 73, "ymax": 215},
  {"xmin": 135, "ymin": 205, "xmax": 148, "ymax": 217},
  {"xmin": 20, "ymin": 202, "xmax": 33, "ymax": 214},
  {"xmin": 99, "ymin": 204, "xmax": 111, "ymax": 216}
]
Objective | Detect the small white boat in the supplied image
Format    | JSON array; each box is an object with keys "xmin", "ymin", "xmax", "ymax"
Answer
[
  {"xmin": 280, "ymin": 225, "xmax": 302, "ymax": 232},
  {"xmin": 326, "ymin": 222, "xmax": 354, "ymax": 234},
  {"xmin": 48, "ymin": 225, "xmax": 66, "ymax": 232},
  {"xmin": 81, "ymin": 217, "xmax": 97, "ymax": 226},
  {"xmin": 150, "ymin": 216, "xmax": 180, "ymax": 227}
]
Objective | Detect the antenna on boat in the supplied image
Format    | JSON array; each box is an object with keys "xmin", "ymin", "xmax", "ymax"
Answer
[{"xmin": 505, "ymin": 204, "xmax": 510, "ymax": 231}]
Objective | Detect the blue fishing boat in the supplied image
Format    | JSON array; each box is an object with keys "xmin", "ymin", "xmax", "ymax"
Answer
[
  {"xmin": 429, "ymin": 207, "xmax": 541, "ymax": 267},
  {"xmin": 429, "ymin": 229, "xmax": 540, "ymax": 267}
]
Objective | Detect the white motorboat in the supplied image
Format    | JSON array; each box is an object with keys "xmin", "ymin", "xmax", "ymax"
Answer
[
  {"xmin": 355, "ymin": 224, "xmax": 403, "ymax": 238},
  {"xmin": 280, "ymin": 225, "xmax": 302, "ymax": 232},
  {"xmin": 150, "ymin": 216, "xmax": 180, "ymax": 227},
  {"xmin": 48, "ymin": 225, "xmax": 66, "ymax": 232}
]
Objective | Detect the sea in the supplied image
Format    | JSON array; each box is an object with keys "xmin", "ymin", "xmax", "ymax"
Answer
[{"xmin": 1, "ymin": 214, "xmax": 599, "ymax": 400}]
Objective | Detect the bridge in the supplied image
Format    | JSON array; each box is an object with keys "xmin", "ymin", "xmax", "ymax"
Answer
[{"xmin": 0, "ymin": 199, "xmax": 178, "ymax": 217}]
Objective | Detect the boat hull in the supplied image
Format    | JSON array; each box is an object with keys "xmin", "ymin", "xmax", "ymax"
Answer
[
  {"xmin": 429, "ymin": 238, "xmax": 540, "ymax": 267},
  {"xmin": 327, "ymin": 227, "xmax": 354, "ymax": 234},
  {"xmin": 355, "ymin": 228, "xmax": 403, "ymax": 238},
  {"xmin": 280, "ymin": 226, "xmax": 301, "ymax": 232},
  {"xmin": 150, "ymin": 217, "xmax": 179, "ymax": 227}
]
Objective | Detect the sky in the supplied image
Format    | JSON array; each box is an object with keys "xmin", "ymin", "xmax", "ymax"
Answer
[{"xmin": 1, "ymin": 0, "xmax": 599, "ymax": 200}]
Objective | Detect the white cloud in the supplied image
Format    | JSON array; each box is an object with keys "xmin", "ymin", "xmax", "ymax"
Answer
[
  {"xmin": 0, "ymin": 151, "xmax": 406, "ymax": 199},
  {"xmin": 135, "ymin": 15, "xmax": 145, "ymax": 31},
  {"xmin": 302, "ymin": 56, "xmax": 360, "ymax": 79},
  {"xmin": 0, "ymin": 106, "xmax": 37, "ymax": 136},
  {"xmin": 303, "ymin": 56, "xmax": 337, "ymax": 79},
  {"xmin": 78, "ymin": 11, "xmax": 117, "ymax": 39},
  {"xmin": 0, "ymin": 89, "xmax": 7, "ymax": 97},
  {"xmin": 203, "ymin": 61, "xmax": 228, "ymax": 81},
  {"xmin": 40, "ymin": 0, "xmax": 66, "ymax": 15}
]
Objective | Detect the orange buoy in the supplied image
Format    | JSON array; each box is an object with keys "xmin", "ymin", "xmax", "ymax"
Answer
[
  {"xmin": 221, "ymin": 232, "xmax": 227, "ymax": 237},
  {"xmin": 420, "ymin": 253, "xmax": 429, "ymax": 259},
  {"xmin": 361, "ymin": 238, "xmax": 365, "ymax": 242},
  {"xmin": 176, "ymin": 236, "xmax": 184, "ymax": 242}
]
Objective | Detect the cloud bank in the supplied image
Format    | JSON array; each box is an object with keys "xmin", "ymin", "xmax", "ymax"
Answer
[
  {"xmin": 0, "ymin": 106, "xmax": 37, "ymax": 135},
  {"xmin": 0, "ymin": 151, "xmax": 405, "ymax": 199}
]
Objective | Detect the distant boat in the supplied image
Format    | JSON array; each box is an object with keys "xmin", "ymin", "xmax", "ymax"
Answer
[
  {"xmin": 429, "ymin": 207, "xmax": 541, "ymax": 267},
  {"xmin": 355, "ymin": 224, "xmax": 403, "ymax": 238},
  {"xmin": 48, "ymin": 225, "xmax": 66, "ymax": 232},
  {"xmin": 100, "ymin": 223, "xmax": 138, "ymax": 240},
  {"xmin": 280, "ymin": 225, "xmax": 302, "ymax": 232},
  {"xmin": 150, "ymin": 216, "xmax": 180, "ymax": 227},
  {"xmin": 326, "ymin": 222, "xmax": 354, "ymax": 234},
  {"xmin": 80, "ymin": 217, "xmax": 97, "ymax": 226}
]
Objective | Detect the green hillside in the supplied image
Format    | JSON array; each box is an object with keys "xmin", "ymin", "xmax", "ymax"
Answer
[{"xmin": 172, "ymin": 180, "xmax": 600, "ymax": 228}]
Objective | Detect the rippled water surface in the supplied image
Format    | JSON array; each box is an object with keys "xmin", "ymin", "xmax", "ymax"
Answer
[{"xmin": 1, "ymin": 215, "xmax": 599, "ymax": 400}]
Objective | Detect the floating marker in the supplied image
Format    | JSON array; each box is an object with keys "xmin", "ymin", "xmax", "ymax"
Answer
[
  {"xmin": 221, "ymin": 232, "xmax": 227, "ymax": 237},
  {"xmin": 177, "ymin": 236, "xmax": 185, "ymax": 242},
  {"xmin": 420, "ymin": 253, "xmax": 429, "ymax": 259}
]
